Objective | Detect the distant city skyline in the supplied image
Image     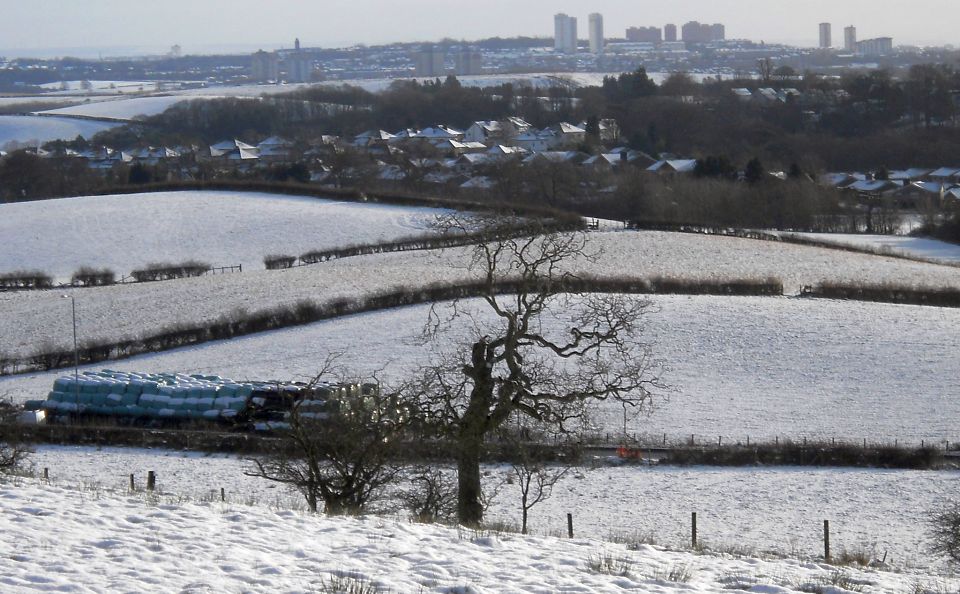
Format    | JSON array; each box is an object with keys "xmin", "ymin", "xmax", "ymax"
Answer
[{"xmin": 1, "ymin": 0, "xmax": 956, "ymax": 58}]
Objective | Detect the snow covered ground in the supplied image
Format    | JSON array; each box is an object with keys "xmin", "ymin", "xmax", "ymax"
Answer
[
  {"xmin": 5, "ymin": 295, "xmax": 960, "ymax": 443},
  {"xmin": 0, "ymin": 115, "xmax": 118, "ymax": 148},
  {"xmin": 785, "ymin": 232, "xmax": 960, "ymax": 264},
  {"xmin": 0, "ymin": 190, "xmax": 451, "ymax": 281},
  {"xmin": 24, "ymin": 445, "xmax": 959, "ymax": 571},
  {"xmin": 35, "ymin": 95, "xmax": 220, "ymax": 121},
  {"xmin": 3, "ymin": 224, "xmax": 959, "ymax": 359},
  {"xmin": 0, "ymin": 471, "xmax": 954, "ymax": 592}
]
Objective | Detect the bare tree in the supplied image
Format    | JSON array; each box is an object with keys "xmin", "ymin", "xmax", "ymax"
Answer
[
  {"xmin": 0, "ymin": 397, "xmax": 31, "ymax": 475},
  {"xmin": 246, "ymin": 368, "xmax": 408, "ymax": 515},
  {"xmin": 505, "ymin": 425, "xmax": 573, "ymax": 535},
  {"xmin": 408, "ymin": 216, "xmax": 666, "ymax": 526},
  {"xmin": 930, "ymin": 502, "xmax": 960, "ymax": 563},
  {"xmin": 400, "ymin": 466, "xmax": 458, "ymax": 523}
]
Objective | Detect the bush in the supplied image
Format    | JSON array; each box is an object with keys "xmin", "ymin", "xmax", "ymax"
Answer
[
  {"xmin": 804, "ymin": 282, "xmax": 960, "ymax": 308},
  {"xmin": 130, "ymin": 261, "xmax": 210, "ymax": 282},
  {"xmin": 264, "ymin": 255, "xmax": 296, "ymax": 270},
  {"xmin": 662, "ymin": 441, "xmax": 943, "ymax": 469},
  {"xmin": 930, "ymin": 502, "xmax": 960, "ymax": 563},
  {"xmin": 71, "ymin": 266, "xmax": 116, "ymax": 287},
  {"xmin": 0, "ymin": 270, "xmax": 53, "ymax": 290}
]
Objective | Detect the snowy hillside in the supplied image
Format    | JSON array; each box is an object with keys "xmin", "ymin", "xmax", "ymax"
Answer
[
  {"xmin": 784, "ymin": 232, "xmax": 960, "ymax": 263},
  {"xmin": 25, "ymin": 444, "xmax": 959, "ymax": 571},
  {"xmin": 0, "ymin": 115, "xmax": 118, "ymax": 148},
  {"xmin": 3, "ymin": 226, "xmax": 960, "ymax": 358},
  {"xmin": 0, "ymin": 191, "xmax": 452, "ymax": 281},
  {"xmin": 36, "ymin": 95, "xmax": 218, "ymax": 121},
  {"xmin": 5, "ymin": 295, "xmax": 960, "ymax": 442},
  {"xmin": 0, "ymin": 477, "xmax": 952, "ymax": 593}
]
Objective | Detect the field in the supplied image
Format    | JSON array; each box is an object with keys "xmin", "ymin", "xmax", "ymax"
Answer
[
  {"xmin": 4, "ymin": 294, "xmax": 959, "ymax": 443},
  {"xmin": 3, "ymin": 189, "xmax": 960, "ymax": 587},
  {"xmin": 0, "ymin": 190, "xmax": 452, "ymax": 282},
  {"xmin": 4, "ymin": 473, "xmax": 947, "ymax": 593},
  {"xmin": 0, "ymin": 115, "xmax": 119, "ymax": 148},
  {"xmin": 25, "ymin": 444, "xmax": 956, "ymax": 571},
  {"xmin": 36, "ymin": 95, "xmax": 221, "ymax": 121}
]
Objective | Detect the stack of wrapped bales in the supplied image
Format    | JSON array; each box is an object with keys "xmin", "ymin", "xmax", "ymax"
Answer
[{"xmin": 41, "ymin": 370, "xmax": 256, "ymax": 421}]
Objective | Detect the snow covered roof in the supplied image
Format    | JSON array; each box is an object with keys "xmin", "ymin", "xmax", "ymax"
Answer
[
  {"xmin": 907, "ymin": 181, "xmax": 950, "ymax": 194},
  {"xmin": 226, "ymin": 147, "xmax": 260, "ymax": 161},
  {"xmin": 647, "ymin": 159, "xmax": 697, "ymax": 173},
  {"xmin": 354, "ymin": 130, "xmax": 395, "ymax": 142},
  {"xmin": 457, "ymin": 153, "xmax": 494, "ymax": 166},
  {"xmin": 555, "ymin": 122, "xmax": 586, "ymax": 134},
  {"xmin": 415, "ymin": 126, "xmax": 465, "ymax": 139},
  {"xmin": 460, "ymin": 176, "xmax": 495, "ymax": 189},
  {"xmin": 847, "ymin": 180, "xmax": 897, "ymax": 193},
  {"xmin": 523, "ymin": 151, "xmax": 587, "ymax": 164},
  {"xmin": 211, "ymin": 139, "xmax": 256, "ymax": 151},
  {"xmin": 929, "ymin": 167, "xmax": 960, "ymax": 178},
  {"xmin": 258, "ymin": 136, "xmax": 291, "ymax": 148},
  {"xmin": 820, "ymin": 173, "xmax": 855, "ymax": 188},
  {"xmin": 487, "ymin": 145, "xmax": 527, "ymax": 156},
  {"xmin": 889, "ymin": 168, "xmax": 932, "ymax": 181}
]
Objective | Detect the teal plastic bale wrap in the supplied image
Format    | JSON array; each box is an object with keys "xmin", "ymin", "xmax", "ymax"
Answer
[{"xmin": 121, "ymin": 393, "xmax": 139, "ymax": 406}]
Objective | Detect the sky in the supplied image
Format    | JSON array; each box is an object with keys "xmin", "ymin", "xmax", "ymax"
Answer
[{"xmin": 1, "ymin": 0, "xmax": 957, "ymax": 58}]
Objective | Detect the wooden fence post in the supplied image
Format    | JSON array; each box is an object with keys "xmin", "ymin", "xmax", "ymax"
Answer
[
  {"xmin": 43, "ymin": 467, "xmax": 49, "ymax": 481},
  {"xmin": 692, "ymin": 512, "xmax": 698, "ymax": 549},
  {"xmin": 129, "ymin": 473, "xmax": 135, "ymax": 491},
  {"xmin": 567, "ymin": 513, "xmax": 574, "ymax": 539},
  {"xmin": 147, "ymin": 471, "xmax": 156, "ymax": 491},
  {"xmin": 823, "ymin": 520, "xmax": 831, "ymax": 562},
  {"xmin": 221, "ymin": 487, "xmax": 225, "ymax": 502}
]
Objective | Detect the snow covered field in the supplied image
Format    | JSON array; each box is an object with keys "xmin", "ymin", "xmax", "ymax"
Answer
[
  {"xmin": 35, "ymin": 95, "xmax": 215, "ymax": 121},
  {"xmin": 5, "ymin": 295, "xmax": 960, "ymax": 442},
  {"xmin": 0, "ymin": 190, "xmax": 451, "ymax": 281},
  {"xmin": 24, "ymin": 445, "xmax": 958, "ymax": 571},
  {"xmin": 0, "ymin": 471, "xmax": 954, "ymax": 592},
  {"xmin": 785, "ymin": 232, "xmax": 960, "ymax": 264},
  {"xmin": 0, "ymin": 115, "xmax": 118, "ymax": 148},
  {"xmin": 3, "ymin": 224, "xmax": 960, "ymax": 359}
]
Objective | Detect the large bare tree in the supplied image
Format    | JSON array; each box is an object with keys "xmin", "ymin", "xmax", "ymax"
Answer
[{"xmin": 410, "ymin": 217, "xmax": 665, "ymax": 526}]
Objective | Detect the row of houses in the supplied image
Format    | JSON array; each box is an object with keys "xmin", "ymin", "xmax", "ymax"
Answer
[{"xmin": 821, "ymin": 169, "xmax": 960, "ymax": 205}]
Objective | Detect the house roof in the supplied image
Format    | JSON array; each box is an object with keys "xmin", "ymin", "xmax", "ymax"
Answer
[
  {"xmin": 460, "ymin": 176, "xmax": 495, "ymax": 189},
  {"xmin": 929, "ymin": 167, "xmax": 960, "ymax": 178},
  {"xmin": 555, "ymin": 122, "xmax": 586, "ymax": 134},
  {"xmin": 647, "ymin": 159, "xmax": 697, "ymax": 173},
  {"xmin": 848, "ymin": 180, "xmax": 897, "ymax": 193},
  {"xmin": 889, "ymin": 168, "xmax": 932, "ymax": 180}
]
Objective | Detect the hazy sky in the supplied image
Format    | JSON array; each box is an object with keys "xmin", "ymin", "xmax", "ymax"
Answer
[{"xmin": 2, "ymin": 0, "xmax": 957, "ymax": 57}]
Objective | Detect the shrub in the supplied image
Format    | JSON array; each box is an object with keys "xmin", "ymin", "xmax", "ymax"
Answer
[
  {"xmin": 804, "ymin": 282, "xmax": 960, "ymax": 308},
  {"xmin": 71, "ymin": 266, "xmax": 116, "ymax": 287},
  {"xmin": 264, "ymin": 255, "xmax": 296, "ymax": 270},
  {"xmin": 0, "ymin": 270, "xmax": 53, "ymax": 290},
  {"xmin": 586, "ymin": 551, "xmax": 632, "ymax": 577},
  {"xmin": 130, "ymin": 261, "xmax": 210, "ymax": 282},
  {"xmin": 929, "ymin": 502, "xmax": 960, "ymax": 563}
]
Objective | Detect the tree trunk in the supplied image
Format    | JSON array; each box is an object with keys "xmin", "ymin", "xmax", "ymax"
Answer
[{"xmin": 457, "ymin": 434, "xmax": 484, "ymax": 527}]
